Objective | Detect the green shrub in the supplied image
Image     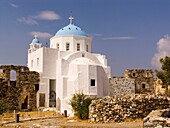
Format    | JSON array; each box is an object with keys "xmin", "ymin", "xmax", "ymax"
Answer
[
  {"xmin": 0, "ymin": 100, "xmax": 12, "ymax": 114},
  {"xmin": 70, "ymin": 92, "xmax": 92, "ymax": 120}
]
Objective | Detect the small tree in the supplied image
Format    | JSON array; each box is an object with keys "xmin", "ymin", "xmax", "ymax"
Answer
[
  {"xmin": 156, "ymin": 56, "xmax": 170, "ymax": 88},
  {"xmin": 0, "ymin": 100, "xmax": 12, "ymax": 114},
  {"xmin": 70, "ymin": 92, "xmax": 92, "ymax": 120}
]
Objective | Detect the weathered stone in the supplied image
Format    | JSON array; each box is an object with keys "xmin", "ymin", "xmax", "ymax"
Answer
[
  {"xmin": 0, "ymin": 65, "xmax": 39, "ymax": 110},
  {"xmin": 89, "ymin": 94, "xmax": 170, "ymax": 123},
  {"xmin": 144, "ymin": 109, "xmax": 170, "ymax": 128},
  {"xmin": 144, "ymin": 122, "xmax": 155, "ymax": 127},
  {"xmin": 109, "ymin": 77, "xmax": 135, "ymax": 96},
  {"xmin": 109, "ymin": 69, "xmax": 156, "ymax": 96}
]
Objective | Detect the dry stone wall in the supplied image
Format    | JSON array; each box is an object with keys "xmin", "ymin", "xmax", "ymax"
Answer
[
  {"xmin": 0, "ymin": 65, "xmax": 39, "ymax": 110},
  {"xmin": 109, "ymin": 77, "xmax": 135, "ymax": 96},
  {"xmin": 89, "ymin": 94, "xmax": 169, "ymax": 123}
]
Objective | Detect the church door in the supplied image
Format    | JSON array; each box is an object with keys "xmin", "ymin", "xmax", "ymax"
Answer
[{"xmin": 49, "ymin": 91, "xmax": 56, "ymax": 107}]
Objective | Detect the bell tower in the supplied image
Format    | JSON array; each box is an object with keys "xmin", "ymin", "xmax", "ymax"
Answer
[{"xmin": 28, "ymin": 35, "xmax": 42, "ymax": 53}]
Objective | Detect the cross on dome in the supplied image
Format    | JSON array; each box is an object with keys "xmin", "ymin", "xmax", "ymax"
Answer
[
  {"xmin": 69, "ymin": 16, "xmax": 74, "ymax": 24},
  {"xmin": 55, "ymin": 15, "xmax": 88, "ymax": 37},
  {"xmin": 34, "ymin": 35, "xmax": 38, "ymax": 39},
  {"xmin": 32, "ymin": 35, "xmax": 40, "ymax": 43}
]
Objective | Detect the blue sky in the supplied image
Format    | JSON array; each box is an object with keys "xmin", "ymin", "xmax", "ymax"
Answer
[{"xmin": 1, "ymin": 0, "xmax": 170, "ymax": 76}]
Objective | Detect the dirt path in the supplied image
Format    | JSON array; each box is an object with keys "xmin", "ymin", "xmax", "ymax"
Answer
[{"xmin": 1, "ymin": 117, "xmax": 143, "ymax": 128}]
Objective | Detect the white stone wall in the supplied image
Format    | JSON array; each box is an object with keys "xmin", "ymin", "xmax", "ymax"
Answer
[
  {"xmin": 97, "ymin": 66, "xmax": 109, "ymax": 97},
  {"xmin": 28, "ymin": 47, "xmax": 58, "ymax": 108},
  {"xmin": 50, "ymin": 36, "xmax": 92, "ymax": 52},
  {"xmin": 28, "ymin": 48, "xmax": 44, "ymax": 72},
  {"xmin": 109, "ymin": 77, "xmax": 135, "ymax": 96},
  {"xmin": 42, "ymin": 48, "xmax": 58, "ymax": 78}
]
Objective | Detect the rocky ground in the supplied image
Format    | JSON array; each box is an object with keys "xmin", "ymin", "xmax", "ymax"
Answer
[
  {"xmin": 1, "ymin": 117, "xmax": 143, "ymax": 128},
  {"xmin": 143, "ymin": 109, "xmax": 170, "ymax": 127}
]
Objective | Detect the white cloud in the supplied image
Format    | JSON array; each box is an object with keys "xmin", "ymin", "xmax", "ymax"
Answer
[
  {"xmin": 29, "ymin": 31, "xmax": 52, "ymax": 40},
  {"xmin": 102, "ymin": 36, "xmax": 136, "ymax": 40},
  {"xmin": 37, "ymin": 11, "xmax": 60, "ymax": 20},
  {"xmin": 10, "ymin": 3, "xmax": 18, "ymax": 8},
  {"xmin": 89, "ymin": 33, "xmax": 103, "ymax": 37},
  {"xmin": 151, "ymin": 35, "xmax": 170, "ymax": 70},
  {"xmin": 18, "ymin": 10, "xmax": 60, "ymax": 25},
  {"xmin": 17, "ymin": 16, "xmax": 38, "ymax": 25}
]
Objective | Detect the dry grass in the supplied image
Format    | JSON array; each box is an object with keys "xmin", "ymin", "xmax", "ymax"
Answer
[
  {"xmin": 0, "ymin": 110, "xmax": 59, "ymax": 122},
  {"xmin": 64, "ymin": 116, "xmax": 88, "ymax": 123},
  {"xmin": 0, "ymin": 112, "xmax": 14, "ymax": 122},
  {"xmin": 1, "ymin": 112, "xmax": 143, "ymax": 128},
  {"xmin": 18, "ymin": 110, "xmax": 58, "ymax": 119},
  {"xmin": 124, "ymin": 118, "xmax": 143, "ymax": 122},
  {"xmin": 1, "ymin": 116, "xmax": 143, "ymax": 128}
]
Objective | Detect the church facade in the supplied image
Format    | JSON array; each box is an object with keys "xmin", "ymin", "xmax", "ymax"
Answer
[{"xmin": 27, "ymin": 16, "xmax": 111, "ymax": 114}]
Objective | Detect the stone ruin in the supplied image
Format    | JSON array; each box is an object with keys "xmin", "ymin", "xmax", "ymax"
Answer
[
  {"xmin": 109, "ymin": 69, "xmax": 155, "ymax": 96},
  {"xmin": 109, "ymin": 77, "xmax": 135, "ymax": 96},
  {"xmin": 155, "ymin": 78, "xmax": 170, "ymax": 96},
  {"xmin": 89, "ymin": 94, "xmax": 169, "ymax": 123},
  {"xmin": 144, "ymin": 109, "xmax": 170, "ymax": 128},
  {"xmin": 90, "ymin": 69, "xmax": 170, "ymax": 125},
  {"xmin": 0, "ymin": 65, "xmax": 39, "ymax": 110}
]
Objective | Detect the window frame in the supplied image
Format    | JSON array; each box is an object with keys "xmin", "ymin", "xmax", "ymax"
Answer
[
  {"xmin": 142, "ymin": 83, "xmax": 146, "ymax": 89},
  {"xmin": 57, "ymin": 43, "xmax": 59, "ymax": 49},
  {"xmin": 66, "ymin": 43, "xmax": 70, "ymax": 51},
  {"xmin": 31, "ymin": 60, "xmax": 34, "ymax": 68},
  {"xmin": 90, "ymin": 79, "xmax": 95, "ymax": 86},
  {"xmin": 86, "ymin": 44, "xmax": 88, "ymax": 52},
  {"xmin": 77, "ymin": 43, "xmax": 80, "ymax": 51},
  {"xmin": 37, "ymin": 58, "xmax": 39, "ymax": 66}
]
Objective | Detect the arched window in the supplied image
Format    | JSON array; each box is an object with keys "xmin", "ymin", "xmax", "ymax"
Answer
[
  {"xmin": 57, "ymin": 44, "xmax": 59, "ymax": 49},
  {"xmin": 77, "ymin": 43, "xmax": 80, "ymax": 51},
  {"xmin": 86, "ymin": 44, "xmax": 88, "ymax": 52},
  {"xmin": 10, "ymin": 70, "xmax": 16, "ymax": 81},
  {"xmin": 66, "ymin": 43, "xmax": 70, "ymax": 51},
  {"xmin": 142, "ymin": 83, "xmax": 146, "ymax": 89},
  {"xmin": 131, "ymin": 71, "xmax": 137, "ymax": 77},
  {"xmin": 31, "ymin": 60, "xmax": 33, "ymax": 68},
  {"xmin": 37, "ymin": 58, "xmax": 39, "ymax": 66},
  {"xmin": 82, "ymin": 53, "xmax": 85, "ymax": 57}
]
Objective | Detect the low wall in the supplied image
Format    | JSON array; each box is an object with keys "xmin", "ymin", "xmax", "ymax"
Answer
[{"xmin": 89, "ymin": 94, "xmax": 169, "ymax": 123}]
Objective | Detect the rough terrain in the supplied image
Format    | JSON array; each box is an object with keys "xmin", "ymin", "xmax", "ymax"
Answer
[{"xmin": 1, "ymin": 117, "xmax": 143, "ymax": 128}]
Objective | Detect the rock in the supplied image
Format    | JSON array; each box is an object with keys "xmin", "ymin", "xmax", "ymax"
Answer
[
  {"xmin": 144, "ymin": 122, "xmax": 155, "ymax": 127},
  {"xmin": 89, "ymin": 94, "xmax": 170, "ymax": 123},
  {"xmin": 67, "ymin": 119, "xmax": 76, "ymax": 122},
  {"xmin": 143, "ymin": 109, "xmax": 170, "ymax": 128}
]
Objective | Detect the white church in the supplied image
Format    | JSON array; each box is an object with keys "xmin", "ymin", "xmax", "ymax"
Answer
[{"xmin": 27, "ymin": 16, "xmax": 111, "ymax": 114}]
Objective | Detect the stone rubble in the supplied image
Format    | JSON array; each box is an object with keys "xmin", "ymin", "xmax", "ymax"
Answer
[
  {"xmin": 143, "ymin": 109, "xmax": 170, "ymax": 128},
  {"xmin": 89, "ymin": 94, "xmax": 170, "ymax": 123}
]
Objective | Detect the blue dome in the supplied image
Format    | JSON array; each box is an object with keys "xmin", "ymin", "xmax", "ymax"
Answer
[
  {"xmin": 32, "ymin": 36, "xmax": 40, "ymax": 43},
  {"xmin": 55, "ymin": 23, "xmax": 88, "ymax": 37}
]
